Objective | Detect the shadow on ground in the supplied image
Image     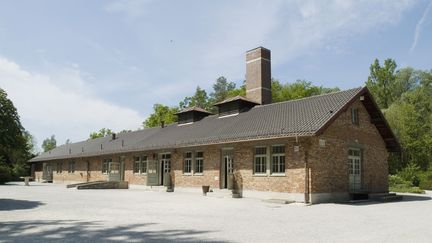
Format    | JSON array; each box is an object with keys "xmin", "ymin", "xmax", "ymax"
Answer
[
  {"xmin": 345, "ymin": 194, "xmax": 431, "ymax": 206},
  {"xmin": 0, "ymin": 199, "xmax": 44, "ymax": 211},
  {"xmin": 0, "ymin": 220, "xmax": 224, "ymax": 242}
]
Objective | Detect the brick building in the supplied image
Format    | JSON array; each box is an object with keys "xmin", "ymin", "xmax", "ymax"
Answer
[{"xmin": 29, "ymin": 47, "xmax": 399, "ymax": 203}]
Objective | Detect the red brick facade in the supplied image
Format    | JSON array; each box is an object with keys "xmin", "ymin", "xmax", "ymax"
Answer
[{"xmin": 32, "ymin": 100, "xmax": 389, "ymax": 203}]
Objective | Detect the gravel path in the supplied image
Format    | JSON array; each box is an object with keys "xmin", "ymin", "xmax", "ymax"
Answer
[{"xmin": 1, "ymin": 182, "xmax": 431, "ymax": 243}]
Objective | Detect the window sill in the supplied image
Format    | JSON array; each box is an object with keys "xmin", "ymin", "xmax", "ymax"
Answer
[
  {"xmin": 270, "ymin": 173, "xmax": 286, "ymax": 177},
  {"xmin": 253, "ymin": 174, "xmax": 267, "ymax": 177},
  {"xmin": 193, "ymin": 173, "xmax": 203, "ymax": 176},
  {"xmin": 183, "ymin": 173, "xmax": 192, "ymax": 176}
]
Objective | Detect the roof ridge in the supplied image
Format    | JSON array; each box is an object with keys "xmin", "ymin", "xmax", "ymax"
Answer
[{"xmin": 255, "ymin": 86, "xmax": 363, "ymax": 108}]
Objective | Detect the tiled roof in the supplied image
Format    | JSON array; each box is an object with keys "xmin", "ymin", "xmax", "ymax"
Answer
[
  {"xmin": 30, "ymin": 87, "xmax": 382, "ymax": 162},
  {"xmin": 213, "ymin": 96, "xmax": 260, "ymax": 106},
  {"xmin": 175, "ymin": 106, "xmax": 213, "ymax": 114}
]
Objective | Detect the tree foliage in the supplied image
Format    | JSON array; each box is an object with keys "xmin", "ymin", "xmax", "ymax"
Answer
[
  {"xmin": 42, "ymin": 135, "xmax": 57, "ymax": 152},
  {"xmin": 143, "ymin": 76, "xmax": 340, "ymax": 128},
  {"xmin": 366, "ymin": 59, "xmax": 398, "ymax": 109},
  {"xmin": 272, "ymin": 79, "xmax": 339, "ymax": 103},
  {"xmin": 0, "ymin": 87, "xmax": 33, "ymax": 182},
  {"xmin": 89, "ymin": 128, "xmax": 114, "ymax": 139},
  {"xmin": 367, "ymin": 62, "xmax": 432, "ymax": 173},
  {"xmin": 143, "ymin": 104, "xmax": 179, "ymax": 128}
]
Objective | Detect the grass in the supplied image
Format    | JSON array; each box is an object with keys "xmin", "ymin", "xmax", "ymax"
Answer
[{"xmin": 390, "ymin": 185, "xmax": 425, "ymax": 194}]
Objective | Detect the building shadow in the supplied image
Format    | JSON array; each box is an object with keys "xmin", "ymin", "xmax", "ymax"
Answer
[
  {"xmin": 0, "ymin": 199, "xmax": 44, "ymax": 211},
  {"xmin": 343, "ymin": 194, "xmax": 431, "ymax": 206},
  {"xmin": 0, "ymin": 220, "xmax": 225, "ymax": 242}
]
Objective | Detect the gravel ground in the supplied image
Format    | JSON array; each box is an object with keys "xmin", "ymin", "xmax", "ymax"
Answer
[{"xmin": 1, "ymin": 182, "xmax": 432, "ymax": 243}]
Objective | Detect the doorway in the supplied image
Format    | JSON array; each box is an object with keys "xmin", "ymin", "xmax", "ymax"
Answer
[
  {"xmin": 348, "ymin": 148, "xmax": 362, "ymax": 191},
  {"xmin": 42, "ymin": 163, "xmax": 53, "ymax": 182},
  {"xmin": 221, "ymin": 149, "xmax": 234, "ymax": 189},
  {"xmin": 160, "ymin": 153, "xmax": 171, "ymax": 186}
]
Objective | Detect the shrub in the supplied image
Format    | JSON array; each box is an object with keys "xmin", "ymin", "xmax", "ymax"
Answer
[
  {"xmin": 398, "ymin": 162, "xmax": 421, "ymax": 186},
  {"xmin": 0, "ymin": 162, "xmax": 12, "ymax": 184},
  {"xmin": 419, "ymin": 170, "xmax": 432, "ymax": 190}
]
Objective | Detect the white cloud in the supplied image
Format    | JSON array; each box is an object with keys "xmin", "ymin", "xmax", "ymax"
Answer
[
  {"xmin": 410, "ymin": 0, "xmax": 432, "ymax": 53},
  {"xmin": 102, "ymin": 0, "xmax": 417, "ymax": 90},
  {"xmin": 0, "ymin": 57, "xmax": 145, "ymax": 147}
]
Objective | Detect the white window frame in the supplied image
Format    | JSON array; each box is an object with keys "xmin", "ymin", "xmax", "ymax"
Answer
[
  {"xmin": 183, "ymin": 152, "xmax": 192, "ymax": 175},
  {"xmin": 253, "ymin": 146, "xmax": 267, "ymax": 175},
  {"xmin": 133, "ymin": 156, "xmax": 141, "ymax": 174},
  {"xmin": 141, "ymin": 155, "xmax": 148, "ymax": 174},
  {"xmin": 271, "ymin": 145, "xmax": 286, "ymax": 175},
  {"xmin": 194, "ymin": 151, "xmax": 204, "ymax": 175}
]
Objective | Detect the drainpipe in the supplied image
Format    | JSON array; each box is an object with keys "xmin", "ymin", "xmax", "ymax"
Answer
[{"xmin": 304, "ymin": 151, "xmax": 310, "ymax": 204}]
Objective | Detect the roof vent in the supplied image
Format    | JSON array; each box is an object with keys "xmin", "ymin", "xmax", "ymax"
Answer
[
  {"xmin": 175, "ymin": 106, "xmax": 212, "ymax": 125},
  {"xmin": 214, "ymin": 96, "xmax": 259, "ymax": 117}
]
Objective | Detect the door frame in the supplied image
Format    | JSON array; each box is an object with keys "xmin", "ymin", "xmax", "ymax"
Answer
[
  {"xmin": 220, "ymin": 148, "xmax": 234, "ymax": 189},
  {"xmin": 348, "ymin": 148, "xmax": 362, "ymax": 191}
]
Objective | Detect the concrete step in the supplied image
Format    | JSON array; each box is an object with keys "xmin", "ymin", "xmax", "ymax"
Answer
[
  {"xmin": 67, "ymin": 181, "xmax": 105, "ymax": 188},
  {"xmin": 76, "ymin": 181, "xmax": 129, "ymax": 190}
]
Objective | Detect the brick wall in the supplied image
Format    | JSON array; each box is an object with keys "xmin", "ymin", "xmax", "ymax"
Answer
[
  {"xmin": 308, "ymin": 99, "xmax": 389, "ymax": 193},
  {"xmin": 31, "ymin": 99, "xmax": 389, "ymax": 196}
]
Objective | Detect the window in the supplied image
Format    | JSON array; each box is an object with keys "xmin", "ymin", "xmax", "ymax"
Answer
[
  {"xmin": 68, "ymin": 161, "xmax": 75, "ymax": 174},
  {"xmin": 133, "ymin": 156, "xmax": 141, "ymax": 174},
  {"xmin": 254, "ymin": 147, "xmax": 267, "ymax": 174},
  {"xmin": 56, "ymin": 162, "xmax": 63, "ymax": 174},
  {"xmin": 184, "ymin": 152, "xmax": 192, "ymax": 174},
  {"xmin": 195, "ymin": 152, "xmax": 204, "ymax": 174},
  {"xmin": 102, "ymin": 158, "xmax": 112, "ymax": 174},
  {"xmin": 351, "ymin": 108, "xmax": 359, "ymax": 125},
  {"xmin": 271, "ymin": 146, "xmax": 285, "ymax": 174},
  {"xmin": 161, "ymin": 153, "xmax": 171, "ymax": 173},
  {"xmin": 133, "ymin": 156, "xmax": 148, "ymax": 174},
  {"xmin": 141, "ymin": 156, "xmax": 148, "ymax": 174}
]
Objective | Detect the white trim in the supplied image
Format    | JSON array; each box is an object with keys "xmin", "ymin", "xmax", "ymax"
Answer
[
  {"xmin": 246, "ymin": 87, "xmax": 271, "ymax": 92},
  {"xmin": 218, "ymin": 113, "xmax": 239, "ymax": 118},
  {"xmin": 178, "ymin": 122, "xmax": 193, "ymax": 126},
  {"xmin": 246, "ymin": 57, "xmax": 270, "ymax": 64}
]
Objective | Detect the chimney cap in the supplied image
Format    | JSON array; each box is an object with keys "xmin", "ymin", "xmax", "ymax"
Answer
[{"xmin": 246, "ymin": 46, "xmax": 271, "ymax": 53}]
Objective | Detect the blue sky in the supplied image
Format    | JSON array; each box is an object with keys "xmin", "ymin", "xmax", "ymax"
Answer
[{"xmin": 0, "ymin": 0, "xmax": 431, "ymax": 150}]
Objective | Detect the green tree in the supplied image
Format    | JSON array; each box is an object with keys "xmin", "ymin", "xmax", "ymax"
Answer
[
  {"xmin": 383, "ymin": 69, "xmax": 432, "ymax": 171},
  {"xmin": 366, "ymin": 58, "xmax": 397, "ymax": 109},
  {"xmin": 143, "ymin": 104, "xmax": 179, "ymax": 128},
  {"xmin": 42, "ymin": 135, "xmax": 57, "ymax": 152},
  {"xmin": 179, "ymin": 86, "xmax": 211, "ymax": 110},
  {"xmin": 209, "ymin": 76, "xmax": 237, "ymax": 104},
  {"xmin": 272, "ymin": 79, "xmax": 339, "ymax": 103},
  {"xmin": 0, "ymin": 88, "xmax": 33, "ymax": 182},
  {"xmin": 89, "ymin": 128, "xmax": 114, "ymax": 139}
]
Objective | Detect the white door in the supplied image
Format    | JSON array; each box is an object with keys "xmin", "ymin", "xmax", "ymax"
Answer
[{"xmin": 348, "ymin": 149, "xmax": 361, "ymax": 191}]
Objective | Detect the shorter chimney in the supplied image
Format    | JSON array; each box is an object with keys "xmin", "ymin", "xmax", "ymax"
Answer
[
  {"xmin": 112, "ymin": 133, "xmax": 116, "ymax": 140},
  {"xmin": 245, "ymin": 47, "xmax": 271, "ymax": 105}
]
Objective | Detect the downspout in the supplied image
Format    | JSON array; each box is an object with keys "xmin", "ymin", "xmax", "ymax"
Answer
[{"xmin": 304, "ymin": 151, "xmax": 310, "ymax": 204}]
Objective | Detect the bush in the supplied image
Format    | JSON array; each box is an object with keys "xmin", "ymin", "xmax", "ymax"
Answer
[
  {"xmin": 0, "ymin": 162, "xmax": 12, "ymax": 184},
  {"xmin": 398, "ymin": 162, "xmax": 421, "ymax": 186},
  {"xmin": 389, "ymin": 174, "xmax": 425, "ymax": 194},
  {"xmin": 419, "ymin": 170, "xmax": 432, "ymax": 190}
]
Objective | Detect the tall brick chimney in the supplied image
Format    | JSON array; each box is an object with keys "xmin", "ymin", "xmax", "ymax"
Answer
[{"xmin": 245, "ymin": 47, "xmax": 271, "ymax": 105}]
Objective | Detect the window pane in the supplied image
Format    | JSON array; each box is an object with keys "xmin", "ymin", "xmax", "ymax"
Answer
[
  {"xmin": 195, "ymin": 158, "xmax": 203, "ymax": 173},
  {"xmin": 272, "ymin": 146, "xmax": 285, "ymax": 154},
  {"xmin": 255, "ymin": 147, "xmax": 267, "ymax": 155},
  {"xmin": 133, "ymin": 161, "xmax": 140, "ymax": 173},
  {"xmin": 196, "ymin": 152, "xmax": 203, "ymax": 158}
]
